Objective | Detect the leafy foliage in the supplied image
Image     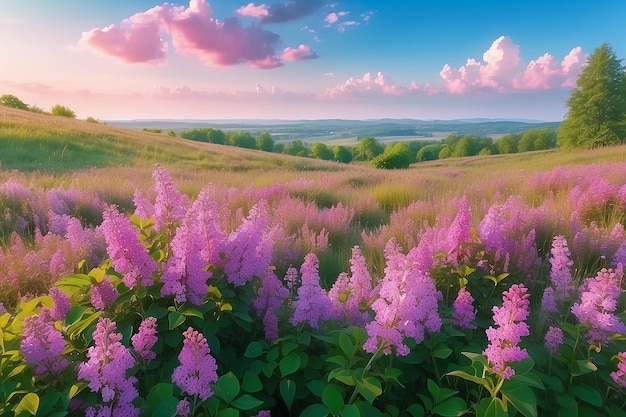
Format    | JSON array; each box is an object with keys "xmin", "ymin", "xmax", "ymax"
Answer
[{"xmin": 50, "ymin": 104, "xmax": 76, "ymax": 119}]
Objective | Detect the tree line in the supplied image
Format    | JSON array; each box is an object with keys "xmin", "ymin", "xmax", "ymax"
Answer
[{"xmin": 0, "ymin": 94, "xmax": 78, "ymax": 119}]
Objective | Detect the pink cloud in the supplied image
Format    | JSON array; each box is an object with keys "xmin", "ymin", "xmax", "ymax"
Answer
[
  {"xmin": 325, "ymin": 11, "xmax": 347, "ymax": 24},
  {"xmin": 281, "ymin": 44, "xmax": 318, "ymax": 61},
  {"xmin": 323, "ymin": 71, "xmax": 436, "ymax": 98},
  {"xmin": 260, "ymin": 0, "xmax": 326, "ymax": 24},
  {"xmin": 80, "ymin": 0, "xmax": 289, "ymax": 69},
  {"xmin": 236, "ymin": 2, "xmax": 269, "ymax": 18},
  {"xmin": 441, "ymin": 36, "xmax": 586, "ymax": 93}
]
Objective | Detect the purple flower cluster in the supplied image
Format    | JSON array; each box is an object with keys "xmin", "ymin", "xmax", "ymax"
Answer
[
  {"xmin": 49, "ymin": 286, "xmax": 71, "ymax": 321},
  {"xmin": 364, "ymin": 239, "xmax": 441, "ymax": 356},
  {"xmin": 483, "ymin": 284, "xmax": 530, "ymax": 379},
  {"xmin": 20, "ymin": 308, "xmax": 68, "ymax": 375},
  {"xmin": 544, "ymin": 326, "xmax": 563, "ymax": 354},
  {"xmin": 99, "ymin": 206, "xmax": 157, "ymax": 288},
  {"xmin": 444, "ymin": 196, "xmax": 472, "ymax": 267},
  {"xmin": 328, "ymin": 246, "xmax": 373, "ymax": 326},
  {"xmin": 152, "ymin": 164, "xmax": 189, "ymax": 232},
  {"xmin": 78, "ymin": 318, "xmax": 139, "ymax": 417},
  {"xmin": 131, "ymin": 317, "xmax": 158, "ymax": 362},
  {"xmin": 548, "ymin": 235, "xmax": 575, "ymax": 301},
  {"xmin": 571, "ymin": 266, "xmax": 626, "ymax": 350},
  {"xmin": 254, "ymin": 269, "xmax": 289, "ymax": 340},
  {"xmin": 172, "ymin": 327, "xmax": 218, "ymax": 401},
  {"xmin": 452, "ymin": 287, "xmax": 476, "ymax": 330},
  {"xmin": 91, "ymin": 277, "xmax": 119, "ymax": 310},
  {"xmin": 290, "ymin": 253, "xmax": 333, "ymax": 330},
  {"xmin": 611, "ymin": 352, "xmax": 626, "ymax": 388}
]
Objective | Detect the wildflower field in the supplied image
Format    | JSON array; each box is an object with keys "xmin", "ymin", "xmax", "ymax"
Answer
[{"xmin": 2, "ymin": 109, "xmax": 626, "ymax": 416}]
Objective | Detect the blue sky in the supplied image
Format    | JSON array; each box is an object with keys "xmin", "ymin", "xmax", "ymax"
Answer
[{"xmin": 1, "ymin": 0, "xmax": 624, "ymax": 121}]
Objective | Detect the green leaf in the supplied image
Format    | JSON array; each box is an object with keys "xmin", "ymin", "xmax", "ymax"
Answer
[
  {"xmin": 341, "ymin": 404, "xmax": 361, "ymax": 417},
  {"xmin": 281, "ymin": 341, "xmax": 298, "ymax": 356},
  {"xmin": 280, "ymin": 379, "xmax": 296, "ymax": 411},
  {"xmin": 328, "ymin": 368, "xmax": 356, "ymax": 386},
  {"xmin": 571, "ymin": 384, "xmax": 603, "ymax": 407},
  {"xmin": 356, "ymin": 377, "xmax": 382, "ymax": 404},
  {"xmin": 446, "ymin": 370, "xmax": 492, "ymax": 391},
  {"xmin": 510, "ymin": 372, "xmax": 545, "ymax": 390},
  {"xmin": 478, "ymin": 397, "xmax": 508, "ymax": 417},
  {"xmin": 216, "ymin": 408, "xmax": 239, "ymax": 417},
  {"xmin": 279, "ymin": 352, "xmax": 301, "ymax": 377},
  {"xmin": 432, "ymin": 345, "xmax": 453, "ymax": 359},
  {"xmin": 167, "ymin": 311, "xmax": 186, "ymax": 330},
  {"xmin": 407, "ymin": 403, "xmax": 425, "ymax": 417},
  {"xmin": 572, "ymin": 360, "xmax": 597, "ymax": 376},
  {"xmin": 231, "ymin": 394, "xmax": 263, "ymax": 411},
  {"xmin": 216, "ymin": 372, "xmax": 240, "ymax": 404},
  {"xmin": 323, "ymin": 384, "xmax": 345, "ymax": 416},
  {"xmin": 431, "ymin": 397, "xmax": 467, "ymax": 417},
  {"xmin": 501, "ymin": 381, "xmax": 537, "ymax": 417},
  {"xmin": 244, "ymin": 341, "xmax": 265, "ymax": 358},
  {"xmin": 427, "ymin": 379, "xmax": 440, "ymax": 401},
  {"xmin": 15, "ymin": 393, "xmax": 39, "ymax": 416},
  {"xmin": 338, "ymin": 332, "xmax": 354, "ymax": 358},
  {"xmin": 300, "ymin": 404, "xmax": 330, "ymax": 417},
  {"xmin": 242, "ymin": 370, "xmax": 263, "ymax": 393},
  {"xmin": 178, "ymin": 306, "xmax": 203, "ymax": 318},
  {"xmin": 326, "ymin": 355, "xmax": 347, "ymax": 367},
  {"xmin": 66, "ymin": 311, "xmax": 101, "ymax": 336}
]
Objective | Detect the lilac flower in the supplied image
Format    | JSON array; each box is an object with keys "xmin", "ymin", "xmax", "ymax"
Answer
[
  {"xmin": 611, "ymin": 352, "xmax": 626, "ymax": 388},
  {"xmin": 290, "ymin": 253, "xmax": 333, "ymax": 330},
  {"xmin": 49, "ymin": 287, "xmax": 71, "ymax": 321},
  {"xmin": 364, "ymin": 239, "xmax": 442, "ymax": 356},
  {"xmin": 571, "ymin": 267, "xmax": 626, "ymax": 350},
  {"xmin": 453, "ymin": 287, "xmax": 476, "ymax": 330},
  {"xmin": 328, "ymin": 246, "xmax": 374, "ymax": 326},
  {"xmin": 21, "ymin": 309, "xmax": 68, "ymax": 375},
  {"xmin": 131, "ymin": 317, "xmax": 158, "ymax": 362},
  {"xmin": 483, "ymin": 284, "xmax": 530, "ymax": 379},
  {"xmin": 254, "ymin": 411, "xmax": 272, "ymax": 417},
  {"xmin": 78, "ymin": 317, "xmax": 139, "ymax": 417},
  {"xmin": 91, "ymin": 278, "xmax": 119, "ymax": 310},
  {"xmin": 133, "ymin": 189, "xmax": 155, "ymax": 220},
  {"xmin": 224, "ymin": 203, "xmax": 272, "ymax": 286},
  {"xmin": 99, "ymin": 205, "xmax": 157, "ymax": 288},
  {"xmin": 152, "ymin": 164, "xmax": 189, "ymax": 232},
  {"xmin": 544, "ymin": 326, "xmax": 563, "ymax": 354},
  {"xmin": 254, "ymin": 269, "xmax": 289, "ymax": 340},
  {"xmin": 172, "ymin": 327, "xmax": 218, "ymax": 401},
  {"xmin": 176, "ymin": 398, "xmax": 191, "ymax": 417},
  {"xmin": 548, "ymin": 235, "xmax": 574, "ymax": 301},
  {"xmin": 445, "ymin": 196, "xmax": 472, "ymax": 266},
  {"xmin": 541, "ymin": 287, "xmax": 558, "ymax": 314}
]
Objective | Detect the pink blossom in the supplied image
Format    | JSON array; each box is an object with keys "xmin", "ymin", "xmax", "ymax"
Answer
[
  {"xmin": 78, "ymin": 318, "xmax": 139, "ymax": 417},
  {"xmin": 91, "ymin": 278, "xmax": 119, "ymax": 310},
  {"xmin": 453, "ymin": 287, "xmax": 476, "ymax": 329},
  {"xmin": 483, "ymin": 284, "xmax": 530, "ymax": 379},
  {"xmin": 548, "ymin": 235, "xmax": 574, "ymax": 301},
  {"xmin": 172, "ymin": 327, "xmax": 218, "ymax": 401},
  {"xmin": 21, "ymin": 309, "xmax": 68, "ymax": 375},
  {"xmin": 611, "ymin": 352, "xmax": 626, "ymax": 389},
  {"xmin": 254, "ymin": 269, "xmax": 289, "ymax": 340},
  {"xmin": 49, "ymin": 287, "xmax": 71, "ymax": 321},
  {"xmin": 152, "ymin": 164, "xmax": 189, "ymax": 232},
  {"xmin": 131, "ymin": 317, "xmax": 158, "ymax": 362},
  {"xmin": 176, "ymin": 398, "xmax": 191, "ymax": 417},
  {"xmin": 290, "ymin": 253, "xmax": 333, "ymax": 330},
  {"xmin": 99, "ymin": 205, "xmax": 157, "ymax": 288},
  {"xmin": 544, "ymin": 326, "xmax": 563, "ymax": 354}
]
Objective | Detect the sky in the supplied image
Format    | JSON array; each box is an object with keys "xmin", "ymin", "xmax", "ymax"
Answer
[{"xmin": 1, "ymin": 0, "xmax": 625, "ymax": 121}]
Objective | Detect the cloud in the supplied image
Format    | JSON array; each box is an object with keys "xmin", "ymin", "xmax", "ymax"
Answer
[
  {"xmin": 79, "ymin": 0, "xmax": 301, "ymax": 69},
  {"xmin": 440, "ymin": 36, "xmax": 586, "ymax": 93},
  {"xmin": 259, "ymin": 0, "xmax": 326, "ymax": 23},
  {"xmin": 324, "ymin": 11, "xmax": 347, "ymax": 24},
  {"xmin": 236, "ymin": 2, "xmax": 269, "ymax": 18},
  {"xmin": 323, "ymin": 71, "xmax": 437, "ymax": 98},
  {"xmin": 281, "ymin": 44, "xmax": 318, "ymax": 61}
]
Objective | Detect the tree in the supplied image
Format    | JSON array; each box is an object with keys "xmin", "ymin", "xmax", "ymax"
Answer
[
  {"xmin": 256, "ymin": 131, "xmax": 274, "ymax": 152},
  {"xmin": 207, "ymin": 129, "xmax": 226, "ymax": 145},
  {"xmin": 228, "ymin": 131, "xmax": 256, "ymax": 149},
  {"xmin": 333, "ymin": 145, "xmax": 353, "ymax": 163},
  {"xmin": 520, "ymin": 128, "xmax": 556, "ymax": 151},
  {"xmin": 416, "ymin": 143, "xmax": 443, "ymax": 162},
  {"xmin": 558, "ymin": 43, "xmax": 626, "ymax": 148},
  {"xmin": 310, "ymin": 142, "xmax": 334, "ymax": 160},
  {"xmin": 355, "ymin": 137, "xmax": 384, "ymax": 161},
  {"xmin": 0, "ymin": 94, "xmax": 29, "ymax": 110},
  {"xmin": 372, "ymin": 142, "xmax": 411, "ymax": 169},
  {"xmin": 181, "ymin": 128, "xmax": 208, "ymax": 142},
  {"xmin": 497, "ymin": 134, "xmax": 520, "ymax": 154},
  {"xmin": 51, "ymin": 104, "xmax": 76, "ymax": 118},
  {"xmin": 284, "ymin": 140, "xmax": 308, "ymax": 157}
]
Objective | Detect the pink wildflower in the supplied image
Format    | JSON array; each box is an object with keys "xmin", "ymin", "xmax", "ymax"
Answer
[
  {"xmin": 328, "ymin": 246, "xmax": 373, "ymax": 325},
  {"xmin": 152, "ymin": 164, "xmax": 189, "ymax": 232},
  {"xmin": 611, "ymin": 352, "xmax": 626, "ymax": 388},
  {"xmin": 548, "ymin": 235, "xmax": 574, "ymax": 301},
  {"xmin": 571, "ymin": 267, "xmax": 626, "ymax": 350},
  {"xmin": 21, "ymin": 309, "xmax": 68, "ymax": 375},
  {"xmin": 131, "ymin": 317, "xmax": 158, "ymax": 362},
  {"xmin": 544, "ymin": 326, "xmax": 563, "ymax": 354},
  {"xmin": 254, "ymin": 411, "xmax": 272, "ymax": 417},
  {"xmin": 254, "ymin": 269, "xmax": 289, "ymax": 340},
  {"xmin": 290, "ymin": 253, "xmax": 333, "ymax": 330},
  {"xmin": 49, "ymin": 287, "xmax": 71, "ymax": 321},
  {"xmin": 99, "ymin": 206, "xmax": 157, "ymax": 288},
  {"xmin": 91, "ymin": 278, "xmax": 119, "ymax": 310},
  {"xmin": 483, "ymin": 284, "xmax": 530, "ymax": 379},
  {"xmin": 176, "ymin": 398, "xmax": 191, "ymax": 417},
  {"xmin": 364, "ymin": 239, "xmax": 442, "ymax": 356},
  {"xmin": 453, "ymin": 287, "xmax": 476, "ymax": 329},
  {"xmin": 78, "ymin": 318, "xmax": 139, "ymax": 417},
  {"xmin": 172, "ymin": 327, "xmax": 218, "ymax": 401}
]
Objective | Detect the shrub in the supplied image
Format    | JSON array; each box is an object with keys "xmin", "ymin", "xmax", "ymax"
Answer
[{"xmin": 50, "ymin": 104, "xmax": 76, "ymax": 118}]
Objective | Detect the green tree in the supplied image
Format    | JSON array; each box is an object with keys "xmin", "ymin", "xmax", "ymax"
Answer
[
  {"xmin": 0, "ymin": 94, "xmax": 29, "ymax": 110},
  {"xmin": 372, "ymin": 142, "xmax": 411, "ymax": 169},
  {"xmin": 256, "ymin": 131, "xmax": 274, "ymax": 152},
  {"xmin": 181, "ymin": 128, "xmax": 209, "ymax": 142},
  {"xmin": 51, "ymin": 104, "xmax": 76, "ymax": 118},
  {"xmin": 207, "ymin": 129, "xmax": 226, "ymax": 144},
  {"xmin": 355, "ymin": 137, "xmax": 384, "ymax": 161},
  {"xmin": 228, "ymin": 131, "xmax": 256, "ymax": 149},
  {"xmin": 284, "ymin": 140, "xmax": 308, "ymax": 157},
  {"xmin": 558, "ymin": 43, "xmax": 626, "ymax": 148},
  {"xmin": 416, "ymin": 143, "xmax": 443, "ymax": 162},
  {"xmin": 521, "ymin": 128, "xmax": 557, "ymax": 151},
  {"xmin": 310, "ymin": 142, "xmax": 334, "ymax": 160},
  {"xmin": 497, "ymin": 133, "xmax": 520, "ymax": 154},
  {"xmin": 333, "ymin": 145, "xmax": 353, "ymax": 163},
  {"xmin": 452, "ymin": 135, "xmax": 480, "ymax": 157}
]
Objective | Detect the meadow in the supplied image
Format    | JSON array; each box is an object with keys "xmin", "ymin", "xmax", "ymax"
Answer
[{"xmin": 1, "ymin": 106, "xmax": 626, "ymax": 416}]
